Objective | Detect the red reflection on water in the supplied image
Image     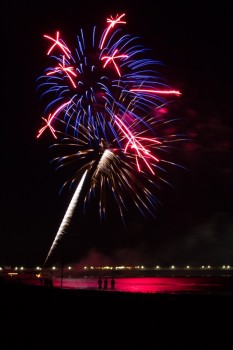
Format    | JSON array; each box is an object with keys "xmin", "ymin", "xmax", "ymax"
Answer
[{"xmin": 51, "ymin": 276, "xmax": 222, "ymax": 294}]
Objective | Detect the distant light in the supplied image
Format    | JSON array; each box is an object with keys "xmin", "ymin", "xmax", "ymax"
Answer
[
  {"xmin": 90, "ymin": 266, "xmax": 94, "ymax": 269},
  {"xmin": 36, "ymin": 266, "xmax": 41, "ymax": 270},
  {"xmin": 156, "ymin": 265, "xmax": 160, "ymax": 269},
  {"xmin": 222, "ymin": 265, "xmax": 226, "ymax": 269},
  {"xmin": 227, "ymin": 265, "xmax": 230, "ymax": 269},
  {"xmin": 207, "ymin": 265, "xmax": 211, "ymax": 269},
  {"xmin": 141, "ymin": 266, "xmax": 144, "ymax": 269},
  {"xmin": 84, "ymin": 266, "xmax": 87, "ymax": 269},
  {"xmin": 201, "ymin": 266, "xmax": 205, "ymax": 269},
  {"xmin": 68, "ymin": 266, "xmax": 72, "ymax": 270},
  {"xmin": 15, "ymin": 267, "xmax": 18, "ymax": 270},
  {"xmin": 186, "ymin": 265, "xmax": 190, "ymax": 269},
  {"xmin": 52, "ymin": 266, "xmax": 56, "ymax": 270},
  {"xmin": 171, "ymin": 265, "xmax": 175, "ymax": 269},
  {"xmin": 20, "ymin": 267, "xmax": 24, "ymax": 270},
  {"xmin": 0, "ymin": 267, "xmax": 2, "ymax": 270}
]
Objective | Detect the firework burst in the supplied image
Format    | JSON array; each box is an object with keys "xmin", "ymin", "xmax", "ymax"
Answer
[{"xmin": 37, "ymin": 13, "xmax": 182, "ymax": 264}]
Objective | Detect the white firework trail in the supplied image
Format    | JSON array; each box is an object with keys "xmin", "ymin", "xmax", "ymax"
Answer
[
  {"xmin": 43, "ymin": 169, "xmax": 88, "ymax": 266},
  {"xmin": 93, "ymin": 149, "xmax": 115, "ymax": 177},
  {"xmin": 43, "ymin": 149, "xmax": 114, "ymax": 266}
]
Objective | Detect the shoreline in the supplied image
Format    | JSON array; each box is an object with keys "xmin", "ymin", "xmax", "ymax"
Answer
[{"xmin": 2, "ymin": 276, "xmax": 233, "ymax": 303}]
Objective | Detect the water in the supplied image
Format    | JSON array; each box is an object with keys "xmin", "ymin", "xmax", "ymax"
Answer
[{"xmin": 46, "ymin": 276, "xmax": 233, "ymax": 295}]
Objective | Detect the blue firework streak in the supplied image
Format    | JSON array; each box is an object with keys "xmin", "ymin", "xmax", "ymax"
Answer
[{"xmin": 37, "ymin": 13, "xmax": 180, "ymax": 147}]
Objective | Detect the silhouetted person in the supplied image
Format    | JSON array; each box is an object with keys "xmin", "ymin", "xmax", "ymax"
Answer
[
  {"xmin": 103, "ymin": 278, "xmax": 108, "ymax": 289},
  {"xmin": 110, "ymin": 277, "xmax": 115, "ymax": 290},
  {"xmin": 98, "ymin": 277, "xmax": 102, "ymax": 289}
]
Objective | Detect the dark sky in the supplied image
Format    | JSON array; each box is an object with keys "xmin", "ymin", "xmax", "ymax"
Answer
[{"xmin": 1, "ymin": 1, "xmax": 233, "ymax": 267}]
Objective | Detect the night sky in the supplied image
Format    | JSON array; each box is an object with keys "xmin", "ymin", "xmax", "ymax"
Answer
[{"xmin": 1, "ymin": 1, "xmax": 233, "ymax": 267}]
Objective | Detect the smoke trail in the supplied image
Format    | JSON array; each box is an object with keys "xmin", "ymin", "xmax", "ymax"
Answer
[{"xmin": 43, "ymin": 169, "xmax": 88, "ymax": 266}]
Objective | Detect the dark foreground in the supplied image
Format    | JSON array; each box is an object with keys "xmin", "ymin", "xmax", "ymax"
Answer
[{"xmin": 1, "ymin": 278, "xmax": 233, "ymax": 345}]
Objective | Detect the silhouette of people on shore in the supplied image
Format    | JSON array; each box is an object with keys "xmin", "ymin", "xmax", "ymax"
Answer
[
  {"xmin": 98, "ymin": 277, "xmax": 115, "ymax": 290},
  {"xmin": 98, "ymin": 277, "xmax": 102, "ymax": 289},
  {"xmin": 110, "ymin": 277, "xmax": 115, "ymax": 290},
  {"xmin": 103, "ymin": 277, "xmax": 108, "ymax": 289}
]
